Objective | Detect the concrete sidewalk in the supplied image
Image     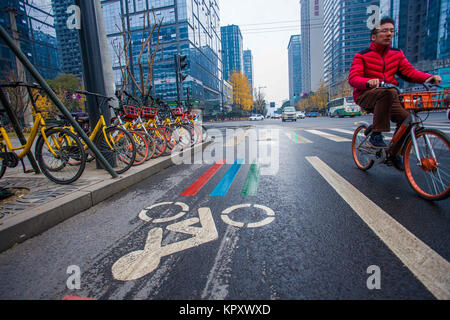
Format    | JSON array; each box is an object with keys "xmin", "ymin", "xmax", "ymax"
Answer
[{"xmin": 0, "ymin": 141, "xmax": 211, "ymax": 253}]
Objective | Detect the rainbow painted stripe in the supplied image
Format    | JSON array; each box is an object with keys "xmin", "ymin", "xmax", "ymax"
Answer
[{"xmin": 181, "ymin": 159, "xmax": 260, "ymax": 197}]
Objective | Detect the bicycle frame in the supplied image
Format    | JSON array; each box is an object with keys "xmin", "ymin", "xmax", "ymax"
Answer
[{"xmin": 0, "ymin": 111, "xmax": 60, "ymax": 160}]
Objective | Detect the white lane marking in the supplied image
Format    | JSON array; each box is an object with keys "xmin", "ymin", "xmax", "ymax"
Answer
[
  {"xmin": 306, "ymin": 156, "xmax": 450, "ymax": 300},
  {"xmin": 284, "ymin": 131, "xmax": 312, "ymax": 144},
  {"xmin": 112, "ymin": 208, "xmax": 218, "ymax": 281},
  {"xmin": 305, "ymin": 130, "xmax": 351, "ymax": 142},
  {"xmin": 201, "ymin": 225, "xmax": 240, "ymax": 299}
]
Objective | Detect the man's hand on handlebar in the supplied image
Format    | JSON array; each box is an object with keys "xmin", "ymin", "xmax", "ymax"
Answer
[
  {"xmin": 425, "ymin": 75, "xmax": 442, "ymax": 85},
  {"xmin": 367, "ymin": 79, "xmax": 380, "ymax": 89}
]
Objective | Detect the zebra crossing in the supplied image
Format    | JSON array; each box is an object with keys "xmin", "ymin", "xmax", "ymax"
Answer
[{"xmin": 283, "ymin": 123, "xmax": 450, "ymax": 144}]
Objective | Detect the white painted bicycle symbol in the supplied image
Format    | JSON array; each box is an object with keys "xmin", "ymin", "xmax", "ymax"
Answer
[{"xmin": 112, "ymin": 202, "xmax": 275, "ymax": 281}]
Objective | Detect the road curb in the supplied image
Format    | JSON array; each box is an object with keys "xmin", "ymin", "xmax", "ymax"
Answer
[{"xmin": 0, "ymin": 141, "xmax": 212, "ymax": 253}]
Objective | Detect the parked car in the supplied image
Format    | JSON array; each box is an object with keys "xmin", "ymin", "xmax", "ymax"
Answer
[
  {"xmin": 249, "ymin": 114, "xmax": 264, "ymax": 121},
  {"xmin": 282, "ymin": 107, "xmax": 297, "ymax": 122}
]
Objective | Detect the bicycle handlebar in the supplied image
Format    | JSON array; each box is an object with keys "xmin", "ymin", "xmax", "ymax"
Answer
[
  {"xmin": 0, "ymin": 82, "xmax": 43, "ymax": 90},
  {"xmin": 74, "ymin": 90, "xmax": 114, "ymax": 101},
  {"xmin": 378, "ymin": 81, "xmax": 443, "ymax": 94}
]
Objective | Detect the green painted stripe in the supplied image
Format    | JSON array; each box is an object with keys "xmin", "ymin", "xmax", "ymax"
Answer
[{"xmin": 241, "ymin": 160, "xmax": 260, "ymax": 197}]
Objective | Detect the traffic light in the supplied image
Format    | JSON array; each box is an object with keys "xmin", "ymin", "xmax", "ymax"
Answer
[{"xmin": 179, "ymin": 54, "xmax": 188, "ymax": 82}]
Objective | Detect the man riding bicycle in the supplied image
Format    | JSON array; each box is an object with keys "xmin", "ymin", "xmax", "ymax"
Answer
[{"xmin": 348, "ymin": 17, "xmax": 441, "ymax": 169}]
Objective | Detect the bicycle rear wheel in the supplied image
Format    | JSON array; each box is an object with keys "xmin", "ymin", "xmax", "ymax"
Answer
[
  {"xmin": 352, "ymin": 125, "xmax": 375, "ymax": 171},
  {"xmin": 35, "ymin": 128, "xmax": 86, "ymax": 184},
  {"xmin": 403, "ymin": 128, "xmax": 450, "ymax": 201},
  {"xmin": 95, "ymin": 127, "xmax": 136, "ymax": 174}
]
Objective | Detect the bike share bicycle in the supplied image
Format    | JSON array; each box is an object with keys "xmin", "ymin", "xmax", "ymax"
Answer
[
  {"xmin": 57, "ymin": 90, "xmax": 137, "ymax": 174},
  {"xmin": 0, "ymin": 82, "xmax": 86, "ymax": 184},
  {"xmin": 352, "ymin": 82, "xmax": 449, "ymax": 201}
]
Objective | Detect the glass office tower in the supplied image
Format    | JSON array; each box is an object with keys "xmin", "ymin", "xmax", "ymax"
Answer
[
  {"xmin": 0, "ymin": 0, "xmax": 61, "ymax": 80},
  {"xmin": 288, "ymin": 35, "xmax": 302, "ymax": 106},
  {"xmin": 101, "ymin": 0, "xmax": 222, "ymax": 114},
  {"xmin": 300, "ymin": 0, "xmax": 324, "ymax": 94},
  {"xmin": 243, "ymin": 49, "xmax": 253, "ymax": 91},
  {"xmin": 323, "ymin": 0, "xmax": 379, "ymax": 96},
  {"xmin": 220, "ymin": 25, "xmax": 243, "ymax": 82},
  {"xmin": 381, "ymin": 0, "xmax": 449, "ymax": 61},
  {"xmin": 51, "ymin": 0, "xmax": 83, "ymax": 77}
]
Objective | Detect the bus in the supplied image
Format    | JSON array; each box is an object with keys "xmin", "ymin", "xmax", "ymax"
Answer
[{"xmin": 327, "ymin": 97, "xmax": 362, "ymax": 118}]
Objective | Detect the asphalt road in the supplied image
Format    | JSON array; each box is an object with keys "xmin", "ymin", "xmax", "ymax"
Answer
[{"xmin": 0, "ymin": 112, "xmax": 448, "ymax": 300}]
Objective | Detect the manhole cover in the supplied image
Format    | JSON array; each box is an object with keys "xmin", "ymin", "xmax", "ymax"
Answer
[{"xmin": 0, "ymin": 188, "xmax": 30, "ymax": 205}]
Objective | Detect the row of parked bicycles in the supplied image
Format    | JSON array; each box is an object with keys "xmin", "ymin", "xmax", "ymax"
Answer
[{"xmin": 0, "ymin": 82, "xmax": 208, "ymax": 185}]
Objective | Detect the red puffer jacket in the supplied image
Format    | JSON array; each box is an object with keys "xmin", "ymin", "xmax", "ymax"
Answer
[{"xmin": 348, "ymin": 42, "xmax": 432, "ymax": 102}]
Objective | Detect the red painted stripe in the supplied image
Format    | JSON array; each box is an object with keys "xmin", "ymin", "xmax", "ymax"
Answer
[
  {"xmin": 181, "ymin": 159, "xmax": 226, "ymax": 196},
  {"xmin": 62, "ymin": 295, "xmax": 96, "ymax": 300}
]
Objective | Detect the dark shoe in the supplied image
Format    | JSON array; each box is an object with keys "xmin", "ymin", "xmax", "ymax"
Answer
[
  {"xmin": 392, "ymin": 155, "xmax": 405, "ymax": 171},
  {"xmin": 367, "ymin": 133, "xmax": 387, "ymax": 149}
]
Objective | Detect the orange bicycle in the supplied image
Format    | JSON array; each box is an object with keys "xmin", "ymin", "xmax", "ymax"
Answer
[{"xmin": 352, "ymin": 82, "xmax": 449, "ymax": 201}]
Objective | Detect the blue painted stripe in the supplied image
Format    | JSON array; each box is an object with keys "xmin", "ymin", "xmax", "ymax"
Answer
[{"xmin": 210, "ymin": 159, "xmax": 244, "ymax": 197}]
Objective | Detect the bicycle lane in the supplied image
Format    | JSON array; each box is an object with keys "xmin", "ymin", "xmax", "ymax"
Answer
[
  {"xmin": 83, "ymin": 128, "xmax": 441, "ymax": 299},
  {"xmin": 0, "ymin": 127, "xmax": 446, "ymax": 299}
]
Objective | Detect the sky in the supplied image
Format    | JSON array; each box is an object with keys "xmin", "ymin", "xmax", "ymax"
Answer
[{"xmin": 218, "ymin": 0, "xmax": 302, "ymax": 108}]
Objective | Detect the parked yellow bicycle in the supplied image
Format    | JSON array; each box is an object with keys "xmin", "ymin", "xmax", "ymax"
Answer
[
  {"xmin": 0, "ymin": 82, "xmax": 86, "ymax": 184},
  {"xmin": 57, "ymin": 90, "xmax": 136, "ymax": 174}
]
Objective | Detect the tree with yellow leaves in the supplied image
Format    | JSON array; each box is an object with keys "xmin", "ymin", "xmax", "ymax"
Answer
[{"xmin": 229, "ymin": 71, "xmax": 253, "ymax": 112}]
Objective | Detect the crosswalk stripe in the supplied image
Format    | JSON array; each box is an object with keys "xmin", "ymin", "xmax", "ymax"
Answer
[
  {"xmin": 284, "ymin": 131, "xmax": 312, "ymax": 144},
  {"xmin": 328, "ymin": 128, "xmax": 356, "ymax": 135},
  {"xmin": 305, "ymin": 129, "xmax": 351, "ymax": 142},
  {"xmin": 306, "ymin": 156, "xmax": 450, "ymax": 300}
]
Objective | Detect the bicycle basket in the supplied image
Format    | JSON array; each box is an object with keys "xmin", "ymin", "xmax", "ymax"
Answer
[
  {"xmin": 171, "ymin": 107, "xmax": 184, "ymax": 116},
  {"xmin": 400, "ymin": 89, "xmax": 450, "ymax": 111},
  {"xmin": 184, "ymin": 112, "xmax": 196, "ymax": 120},
  {"xmin": 122, "ymin": 105, "xmax": 141, "ymax": 120},
  {"xmin": 141, "ymin": 106, "xmax": 158, "ymax": 120}
]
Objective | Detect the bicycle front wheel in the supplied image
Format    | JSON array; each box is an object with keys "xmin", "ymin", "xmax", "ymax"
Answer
[
  {"xmin": 403, "ymin": 128, "xmax": 450, "ymax": 201},
  {"xmin": 35, "ymin": 128, "xmax": 86, "ymax": 184},
  {"xmin": 95, "ymin": 127, "xmax": 136, "ymax": 174},
  {"xmin": 129, "ymin": 130, "xmax": 149, "ymax": 166},
  {"xmin": 352, "ymin": 125, "xmax": 374, "ymax": 171}
]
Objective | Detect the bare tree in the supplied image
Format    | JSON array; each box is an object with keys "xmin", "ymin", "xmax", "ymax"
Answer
[
  {"xmin": 254, "ymin": 89, "xmax": 266, "ymax": 114},
  {"xmin": 112, "ymin": 9, "xmax": 163, "ymax": 105}
]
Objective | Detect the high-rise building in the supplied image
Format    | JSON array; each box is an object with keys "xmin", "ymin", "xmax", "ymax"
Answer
[
  {"xmin": 381, "ymin": 0, "xmax": 449, "ymax": 87},
  {"xmin": 300, "ymin": 0, "xmax": 324, "ymax": 94},
  {"xmin": 100, "ymin": 0, "xmax": 223, "ymax": 114},
  {"xmin": 220, "ymin": 25, "xmax": 243, "ymax": 81},
  {"xmin": 288, "ymin": 35, "xmax": 302, "ymax": 106},
  {"xmin": 243, "ymin": 49, "xmax": 253, "ymax": 90},
  {"xmin": 51, "ymin": 0, "xmax": 83, "ymax": 77},
  {"xmin": 323, "ymin": 0, "xmax": 379, "ymax": 96},
  {"xmin": 381, "ymin": 0, "xmax": 449, "ymax": 61},
  {"xmin": 0, "ymin": 0, "xmax": 61, "ymax": 80}
]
